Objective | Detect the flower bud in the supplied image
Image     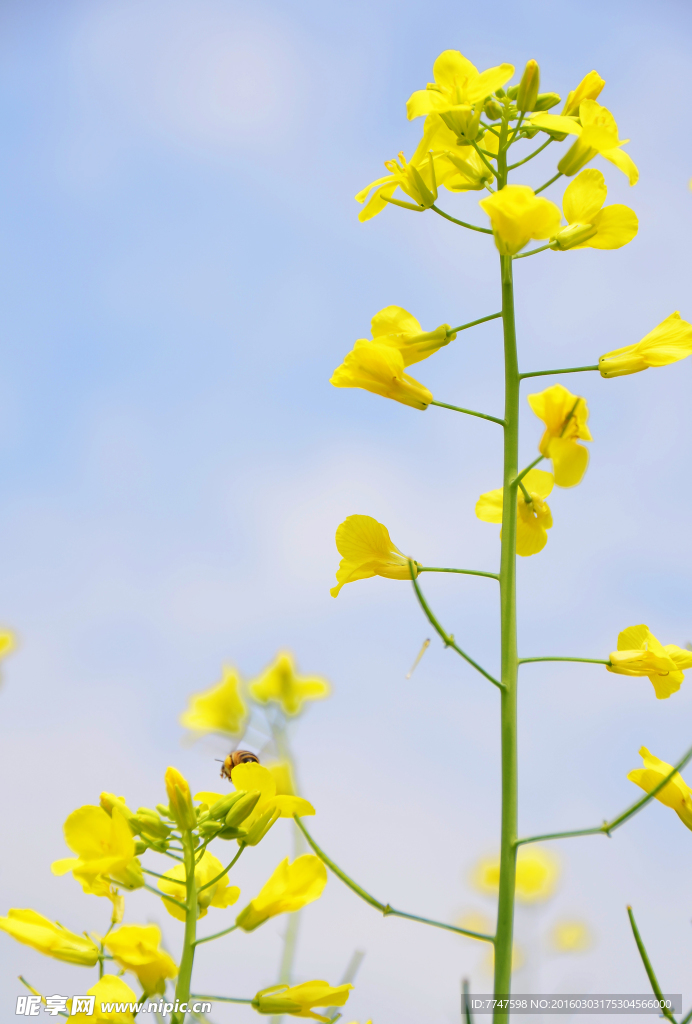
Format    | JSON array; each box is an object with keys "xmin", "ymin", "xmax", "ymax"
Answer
[
  {"xmin": 199, "ymin": 819, "xmax": 224, "ymax": 837},
  {"xmin": 243, "ymin": 806, "xmax": 281, "ymax": 847},
  {"xmin": 225, "ymin": 790, "xmax": 261, "ymax": 828},
  {"xmin": 495, "ymin": 87, "xmax": 506, "ymax": 98},
  {"xmin": 215, "ymin": 824, "xmax": 249, "ymax": 840},
  {"xmin": 99, "ymin": 794, "xmax": 139, "ymax": 834},
  {"xmin": 135, "ymin": 809, "xmax": 171, "ymax": 841},
  {"xmin": 209, "ymin": 791, "xmax": 245, "ymax": 820},
  {"xmin": 134, "ymin": 841, "xmax": 148, "ymax": 855},
  {"xmin": 517, "ymin": 60, "xmax": 540, "ymax": 112},
  {"xmin": 164, "ymin": 767, "xmax": 197, "ymax": 831},
  {"xmin": 533, "ymin": 92, "xmax": 561, "ymax": 112},
  {"xmin": 558, "ymin": 140, "xmax": 596, "ymax": 177},
  {"xmin": 550, "ymin": 223, "xmax": 598, "ymax": 250},
  {"xmin": 484, "ymin": 98, "xmax": 503, "ymax": 120},
  {"xmin": 598, "ymin": 350, "xmax": 648, "ymax": 377},
  {"xmin": 156, "ymin": 804, "xmax": 173, "ymax": 819},
  {"xmin": 507, "ymin": 85, "xmax": 518, "ymax": 100},
  {"xmin": 112, "ymin": 857, "xmax": 144, "ymax": 891}
]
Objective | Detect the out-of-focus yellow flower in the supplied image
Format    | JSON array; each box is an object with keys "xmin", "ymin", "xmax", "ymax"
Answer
[
  {"xmin": 406, "ymin": 50, "xmax": 514, "ymax": 145},
  {"xmin": 330, "ymin": 341, "xmax": 432, "ymax": 410},
  {"xmin": 607, "ymin": 625, "xmax": 692, "ymax": 699},
  {"xmin": 531, "ymin": 99, "xmax": 637, "ymax": 184},
  {"xmin": 0, "ymin": 629, "xmax": 15, "ymax": 665},
  {"xmin": 456, "ymin": 909, "xmax": 493, "ymax": 935},
  {"xmin": 164, "ymin": 766, "xmax": 197, "ymax": 831},
  {"xmin": 479, "ymin": 186, "xmax": 562, "ymax": 256},
  {"xmin": 180, "ymin": 666, "xmax": 247, "ymax": 737},
  {"xmin": 158, "ymin": 850, "xmax": 240, "ymax": 922},
  {"xmin": 475, "ymin": 469, "xmax": 554, "ymax": 557},
  {"xmin": 628, "ymin": 747, "xmax": 692, "ymax": 830},
  {"xmin": 350, "ymin": 305, "xmax": 454, "ymax": 368},
  {"xmin": 0, "ymin": 909, "xmax": 100, "ymax": 965},
  {"xmin": 411, "ymin": 114, "xmax": 495, "ymax": 192},
  {"xmin": 226, "ymin": 761, "xmax": 315, "ymax": 836},
  {"xmin": 236, "ymin": 855, "xmax": 328, "ymax": 932},
  {"xmin": 69, "ymin": 976, "xmax": 138, "ymax": 1023},
  {"xmin": 355, "ymin": 149, "xmax": 440, "ymax": 221},
  {"xmin": 527, "ymin": 384, "xmax": 592, "ymax": 487},
  {"xmin": 551, "ymin": 920, "xmax": 593, "ymax": 952},
  {"xmin": 252, "ymin": 981, "xmax": 352, "ymax": 1021},
  {"xmin": 473, "ymin": 847, "xmax": 560, "ymax": 903},
  {"xmin": 248, "ymin": 651, "xmax": 330, "ymax": 716},
  {"xmin": 599, "ymin": 312, "xmax": 692, "ymax": 377},
  {"xmin": 550, "ymin": 169, "xmax": 637, "ymax": 251},
  {"xmin": 330, "ymin": 514, "xmax": 419, "ymax": 597},
  {"xmin": 267, "ymin": 761, "xmax": 296, "ymax": 795},
  {"xmin": 562, "ymin": 71, "xmax": 605, "ymax": 116},
  {"xmin": 101, "ymin": 924, "xmax": 177, "ymax": 995},
  {"xmin": 51, "ymin": 806, "xmax": 143, "ymax": 897}
]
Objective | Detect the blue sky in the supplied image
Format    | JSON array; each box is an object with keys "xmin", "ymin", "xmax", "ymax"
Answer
[{"xmin": 1, "ymin": 0, "xmax": 692, "ymax": 1020}]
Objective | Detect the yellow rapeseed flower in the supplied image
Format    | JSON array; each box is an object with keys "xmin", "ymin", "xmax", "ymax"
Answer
[
  {"xmin": 248, "ymin": 651, "xmax": 330, "ymax": 716},
  {"xmin": 355, "ymin": 149, "xmax": 439, "ymax": 221},
  {"xmin": 562, "ymin": 70, "xmax": 605, "ymax": 116},
  {"xmin": 551, "ymin": 169, "xmax": 637, "ymax": 251},
  {"xmin": 628, "ymin": 747, "xmax": 692, "ymax": 830},
  {"xmin": 357, "ymin": 305, "xmax": 455, "ymax": 368},
  {"xmin": 479, "ymin": 185, "xmax": 562, "ymax": 256},
  {"xmin": 330, "ymin": 341, "xmax": 432, "ymax": 410},
  {"xmin": 236, "ymin": 854, "xmax": 328, "ymax": 932},
  {"xmin": 607, "ymin": 624, "xmax": 692, "ymax": 699},
  {"xmin": 527, "ymin": 384, "xmax": 592, "ymax": 487},
  {"xmin": 214, "ymin": 761, "xmax": 314, "ymax": 845},
  {"xmin": 330, "ymin": 514, "xmax": 419, "ymax": 597},
  {"xmin": 551, "ymin": 919, "xmax": 593, "ymax": 952},
  {"xmin": 0, "ymin": 909, "xmax": 100, "ymax": 965},
  {"xmin": 599, "ymin": 312, "xmax": 692, "ymax": 377},
  {"xmin": 475, "ymin": 469, "xmax": 554, "ymax": 557},
  {"xmin": 69, "ymin": 975, "xmax": 138, "ymax": 1023},
  {"xmin": 179, "ymin": 665, "xmax": 248, "ymax": 737},
  {"xmin": 473, "ymin": 847, "xmax": 560, "ymax": 903},
  {"xmin": 164, "ymin": 766, "xmax": 197, "ymax": 831},
  {"xmin": 530, "ymin": 99, "xmax": 638, "ymax": 184},
  {"xmin": 158, "ymin": 850, "xmax": 240, "ymax": 922},
  {"xmin": 101, "ymin": 924, "xmax": 178, "ymax": 995},
  {"xmin": 252, "ymin": 981, "xmax": 352, "ymax": 1022},
  {"xmin": 411, "ymin": 114, "xmax": 496, "ymax": 192},
  {"xmin": 51, "ymin": 806, "xmax": 143, "ymax": 897}
]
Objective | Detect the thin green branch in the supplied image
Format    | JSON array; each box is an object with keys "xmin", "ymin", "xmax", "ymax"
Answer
[
  {"xmin": 295, "ymin": 817, "xmax": 494, "ymax": 944},
  {"xmin": 517, "ymin": 740, "xmax": 692, "ymax": 846},
  {"xmin": 512, "ymin": 456, "xmax": 544, "ymax": 487},
  {"xmin": 142, "ymin": 867, "xmax": 176, "ymax": 882},
  {"xmin": 518, "ymin": 656, "xmax": 610, "ymax": 666},
  {"xmin": 418, "ymin": 567, "xmax": 499, "ymax": 582},
  {"xmin": 507, "ymin": 137, "xmax": 554, "ymax": 170},
  {"xmin": 517, "ymin": 480, "xmax": 532, "ymax": 505},
  {"xmin": 134, "ymin": 880, "xmax": 187, "ymax": 912},
  {"xmin": 190, "ymin": 994, "xmax": 252, "ymax": 1004},
  {"xmin": 627, "ymin": 907, "xmax": 678, "ymax": 1024},
  {"xmin": 430, "ymin": 204, "xmax": 493, "ymax": 234},
  {"xmin": 680, "ymin": 1009, "xmax": 692, "ymax": 1024},
  {"xmin": 447, "ymin": 312, "xmax": 502, "ymax": 335},
  {"xmin": 469, "ymin": 139, "xmax": 498, "ymax": 179},
  {"xmin": 193, "ymin": 923, "xmax": 239, "ymax": 947},
  {"xmin": 430, "ymin": 400, "xmax": 505, "ymax": 426},
  {"xmin": 512, "ymin": 244, "xmax": 551, "ymax": 260},
  {"xmin": 409, "ymin": 562, "xmax": 504, "ymax": 690},
  {"xmin": 463, "ymin": 980, "xmax": 474, "ymax": 1024},
  {"xmin": 197, "ymin": 845, "xmax": 245, "ymax": 894},
  {"xmin": 519, "ymin": 364, "xmax": 599, "ymax": 379},
  {"xmin": 534, "ymin": 171, "xmax": 563, "ymax": 195}
]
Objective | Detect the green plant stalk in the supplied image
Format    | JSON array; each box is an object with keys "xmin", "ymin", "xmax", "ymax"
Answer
[
  {"xmin": 173, "ymin": 830, "xmax": 198, "ymax": 1024},
  {"xmin": 493, "ymin": 248, "xmax": 520, "ymax": 1018}
]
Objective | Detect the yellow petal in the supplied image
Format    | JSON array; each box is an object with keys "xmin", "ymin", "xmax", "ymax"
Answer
[
  {"xmin": 370, "ymin": 305, "xmax": 422, "ymax": 338},
  {"xmin": 432, "ymin": 49, "xmax": 479, "ymax": 92},
  {"xmin": 357, "ymin": 182, "xmax": 397, "ymax": 222},
  {"xmin": 180, "ymin": 665, "xmax": 248, "ymax": 736},
  {"xmin": 522, "ymin": 468, "xmax": 554, "ymax": 499},
  {"xmin": 637, "ymin": 312, "xmax": 692, "ymax": 366},
  {"xmin": 331, "ymin": 514, "xmax": 415, "ymax": 597},
  {"xmin": 528, "ymin": 112, "xmax": 582, "ymax": 135},
  {"xmin": 479, "ymin": 185, "xmax": 562, "ymax": 255},
  {"xmin": 600, "ymin": 146, "xmax": 639, "ymax": 185},
  {"xmin": 543, "ymin": 436, "xmax": 589, "ymax": 487},
  {"xmin": 475, "ymin": 488, "xmax": 504, "ymax": 524},
  {"xmin": 578, "ymin": 205, "xmax": 638, "ymax": 249},
  {"xmin": 330, "ymin": 341, "xmax": 432, "ymax": 410},
  {"xmin": 562, "ymin": 71, "xmax": 605, "ymax": 115},
  {"xmin": 562, "ymin": 168, "xmax": 606, "ymax": 223}
]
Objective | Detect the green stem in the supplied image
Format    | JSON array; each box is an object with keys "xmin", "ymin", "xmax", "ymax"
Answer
[
  {"xmin": 447, "ymin": 312, "xmax": 502, "ymax": 334},
  {"xmin": 193, "ymin": 923, "xmax": 239, "ymax": 947},
  {"xmin": 493, "ymin": 251, "xmax": 520, "ymax": 1018},
  {"xmin": 513, "ymin": 455, "xmax": 544, "ymax": 486},
  {"xmin": 190, "ymin": 995, "xmax": 253, "ymax": 1004},
  {"xmin": 124, "ymin": 881, "xmax": 187, "ymax": 912},
  {"xmin": 173, "ymin": 831, "xmax": 198, "ymax": 1024},
  {"xmin": 507, "ymin": 137, "xmax": 553, "ymax": 170},
  {"xmin": 197, "ymin": 845, "xmax": 245, "ymax": 894},
  {"xmin": 142, "ymin": 866, "xmax": 176, "ymax": 882},
  {"xmin": 534, "ymin": 171, "xmax": 562, "ymax": 194},
  {"xmin": 294, "ymin": 817, "xmax": 493, "ymax": 943},
  {"xmin": 470, "ymin": 138, "xmax": 499, "ymax": 179},
  {"xmin": 418, "ymin": 567, "xmax": 499, "ymax": 581},
  {"xmin": 409, "ymin": 563, "xmax": 503, "ymax": 690},
  {"xmin": 519, "ymin": 364, "xmax": 599, "ymax": 379},
  {"xmin": 463, "ymin": 980, "xmax": 474, "ymax": 1024},
  {"xmin": 512, "ymin": 244, "xmax": 551, "ymax": 260},
  {"xmin": 517, "ymin": 480, "xmax": 532, "ymax": 505},
  {"xmin": 431, "ymin": 204, "xmax": 493, "ymax": 234},
  {"xmin": 626, "ymin": 907, "xmax": 678, "ymax": 1024},
  {"xmin": 430, "ymin": 400, "xmax": 505, "ymax": 427},
  {"xmin": 518, "ymin": 656, "xmax": 610, "ymax": 666}
]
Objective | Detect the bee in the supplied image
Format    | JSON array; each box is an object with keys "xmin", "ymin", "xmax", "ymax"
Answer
[{"xmin": 220, "ymin": 750, "xmax": 260, "ymax": 781}]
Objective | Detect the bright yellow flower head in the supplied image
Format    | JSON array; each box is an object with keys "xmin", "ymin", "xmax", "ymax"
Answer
[
  {"xmin": 599, "ymin": 312, "xmax": 692, "ymax": 377},
  {"xmin": 475, "ymin": 469, "xmax": 554, "ymax": 557},
  {"xmin": 356, "ymin": 305, "xmax": 455, "ymax": 368},
  {"xmin": 165, "ymin": 766, "xmax": 197, "ymax": 831},
  {"xmin": 355, "ymin": 149, "xmax": 439, "ymax": 221},
  {"xmin": 252, "ymin": 980, "xmax": 352, "ymax": 1022},
  {"xmin": 551, "ymin": 919, "xmax": 593, "ymax": 952},
  {"xmin": 0, "ymin": 909, "xmax": 100, "ymax": 965},
  {"xmin": 562, "ymin": 70, "xmax": 605, "ymax": 116},
  {"xmin": 479, "ymin": 185, "xmax": 562, "ymax": 256},
  {"xmin": 628, "ymin": 746, "xmax": 692, "ymax": 830},
  {"xmin": 101, "ymin": 924, "xmax": 178, "ymax": 996},
  {"xmin": 69, "ymin": 975, "xmax": 138, "ymax": 1023},
  {"xmin": 248, "ymin": 651, "xmax": 330, "ymax": 716},
  {"xmin": 330, "ymin": 341, "xmax": 432, "ymax": 410},
  {"xmin": 158, "ymin": 850, "xmax": 240, "ymax": 922},
  {"xmin": 551, "ymin": 169, "xmax": 638, "ymax": 251},
  {"xmin": 473, "ymin": 847, "xmax": 560, "ymax": 903},
  {"xmin": 411, "ymin": 114, "xmax": 496, "ymax": 192},
  {"xmin": 202, "ymin": 761, "xmax": 314, "ymax": 843},
  {"xmin": 236, "ymin": 854, "xmax": 328, "ymax": 932},
  {"xmin": 331, "ymin": 514, "xmax": 419, "ymax": 597},
  {"xmin": 180, "ymin": 665, "xmax": 248, "ymax": 737},
  {"xmin": 527, "ymin": 384, "xmax": 592, "ymax": 487},
  {"xmin": 607, "ymin": 624, "xmax": 692, "ymax": 699},
  {"xmin": 51, "ymin": 805, "xmax": 143, "ymax": 897},
  {"xmin": 531, "ymin": 99, "xmax": 638, "ymax": 184}
]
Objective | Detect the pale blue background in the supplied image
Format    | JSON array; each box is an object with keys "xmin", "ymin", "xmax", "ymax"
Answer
[{"xmin": 0, "ymin": 0, "xmax": 691, "ymax": 1020}]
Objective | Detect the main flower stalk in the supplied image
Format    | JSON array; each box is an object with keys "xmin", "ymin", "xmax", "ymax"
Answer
[{"xmin": 173, "ymin": 830, "xmax": 198, "ymax": 1024}]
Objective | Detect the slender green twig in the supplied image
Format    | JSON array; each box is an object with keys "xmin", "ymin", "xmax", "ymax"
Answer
[
  {"xmin": 295, "ymin": 817, "xmax": 494, "ymax": 943},
  {"xmin": 431, "ymin": 204, "xmax": 493, "ymax": 234},
  {"xmin": 507, "ymin": 136, "xmax": 553, "ymax": 170},
  {"xmin": 512, "ymin": 456, "xmax": 544, "ymax": 487},
  {"xmin": 430, "ymin": 400, "xmax": 505, "ymax": 426},
  {"xmin": 470, "ymin": 139, "xmax": 498, "ymax": 179},
  {"xmin": 517, "ymin": 480, "xmax": 532, "ymax": 505},
  {"xmin": 142, "ymin": 866, "xmax": 176, "ymax": 882},
  {"xmin": 447, "ymin": 312, "xmax": 502, "ymax": 334},
  {"xmin": 518, "ymin": 656, "xmax": 610, "ymax": 666},
  {"xmin": 512, "ymin": 244, "xmax": 551, "ymax": 260},
  {"xmin": 409, "ymin": 562, "xmax": 503, "ymax": 690},
  {"xmin": 627, "ymin": 907, "xmax": 678, "ymax": 1024},
  {"xmin": 679, "ymin": 1009, "xmax": 692, "ymax": 1024},
  {"xmin": 534, "ymin": 171, "xmax": 562, "ymax": 194},
  {"xmin": 193, "ymin": 923, "xmax": 239, "ymax": 947},
  {"xmin": 517, "ymin": 740, "xmax": 692, "ymax": 846},
  {"xmin": 519, "ymin": 365, "xmax": 599, "ymax": 379},
  {"xmin": 463, "ymin": 980, "xmax": 474, "ymax": 1024},
  {"xmin": 190, "ymin": 995, "xmax": 253, "ymax": 1004},
  {"xmin": 418, "ymin": 567, "xmax": 499, "ymax": 581},
  {"xmin": 197, "ymin": 845, "xmax": 245, "ymax": 894},
  {"xmin": 134, "ymin": 881, "xmax": 187, "ymax": 913}
]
